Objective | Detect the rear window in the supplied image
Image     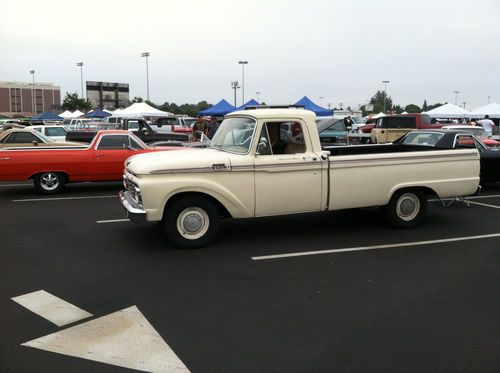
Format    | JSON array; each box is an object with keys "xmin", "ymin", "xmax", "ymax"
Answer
[{"xmin": 377, "ymin": 117, "xmax": 417, "ymax": 129}]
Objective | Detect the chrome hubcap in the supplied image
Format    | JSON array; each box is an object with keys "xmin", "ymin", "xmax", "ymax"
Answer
[
  {"xmin": 177, "ymin": 207, "xmax": 209, "ymax": 240},
  {"xmin": 396, "ymin": 193, "xmax": 420, "ymax": 221},
  {"xmin": 41, "ymin": 173, "xmax": 59, "ymax": 190}
]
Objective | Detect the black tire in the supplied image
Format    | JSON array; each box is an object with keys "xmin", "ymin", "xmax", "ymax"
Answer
[
  {"xmin": 164, "ymin": 196, "xmax": 221, "ymax": 249},
  {"xmin": 385, "ymin": 189, "xmax": 427, "ymax": 228},
  {"xmin": 34, "ymin": 172, "xmax": 66, "ymax": 194}
]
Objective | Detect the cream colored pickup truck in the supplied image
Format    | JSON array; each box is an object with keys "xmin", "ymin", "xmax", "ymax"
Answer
[{"xmin": 119, "ymin": 108, "xmax": 480, "ymax": 248}]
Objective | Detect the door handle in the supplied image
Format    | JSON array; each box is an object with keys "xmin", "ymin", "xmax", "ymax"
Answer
[
  {"xmin": 96, "ymin": 154, "xmax": 104, "ymax": 158},
  {"xmin": 303, "ymin": 156, "xmax": 318, "ymax": 161},
  {"xmin": 0, "ymin": 157, "xmax": 10, "ymax": 160}
]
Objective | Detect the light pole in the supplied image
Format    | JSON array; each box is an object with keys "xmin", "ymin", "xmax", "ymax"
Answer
[
  {"xmin": 488, "ymin": 96, "xmax": 491, "ymax": 104},
  {"xmin": 382, "ymin": 80, "xmax": 390, "ymax": 113},
  {"xmin": 256, "ymin": 91, "xmax": 261, "ymax": 103},
  {"xmin": 141, "ymin": 52, "xmax": 150, "ymax": 101},
  {"xmin": 29, "ymin": 70, "xmax": 35, "ymax": 115},
  {"xmin": 453, "ymin": 90, "xmax": 460, "ymax": 106},
  {"xmin": 238, "ymin": 61, "xmax": 248, "ymax": 105},
  {"xmin": 76, "ymin": 62, "xmax": 84, "ymax": 99},
  {"xmin": 319, "ymin": 96, "xmax": 324, "ymax": 107},
  {"xmin": 231, "ymin": 81, "xmax": 240, "ymax": 107}
]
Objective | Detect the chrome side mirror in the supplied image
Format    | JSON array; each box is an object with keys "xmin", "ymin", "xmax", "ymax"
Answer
[{"xmin": 256, "ymin": 137, "xmax": 270, "ymax": 155}]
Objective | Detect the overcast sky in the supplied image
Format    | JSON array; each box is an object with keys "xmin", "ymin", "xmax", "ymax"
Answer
[{"xmin": 1, "ymin": 0, "xmax": 499, "ymax": 110}]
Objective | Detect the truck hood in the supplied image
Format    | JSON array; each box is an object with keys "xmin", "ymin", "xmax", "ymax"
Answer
[{"xmin": 126, "ymin": 148, "xmax": 233, "ymax": 175}]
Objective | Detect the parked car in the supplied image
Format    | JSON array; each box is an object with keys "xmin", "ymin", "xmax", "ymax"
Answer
[
  {"xmin": 371, "ymin": 114, "xmax": 444, "ymax": 144},
  {"xmin": 0, "ymin": 128, "xmax": 83, "ymax": 149},
  {"xmin": 0, "ymin": 130, "xmax": 185, "ymax": 194},
  {"xmin": 66, "ymin": 118, "xmax": 189, "ymax": 144},
  {"xmin": 151, "ymin": 116, "xmax": 197, "ymax": 134},
  {"xmin": 394, "ymin": 130, "xmax": 500, "ymax": 183},
  {"xmin": 30, "ymin": 125, "xmax": 68, "ymax": 141},
  {"xmin": 441, "ymin": 125, "xmax": 500, "ymax": 147},
  {"xmin": 316, "ymin": 118, "xmax": 348, "ymax": 144}
]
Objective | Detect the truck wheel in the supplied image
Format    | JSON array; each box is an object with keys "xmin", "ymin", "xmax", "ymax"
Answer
[
  {"xmin": 164, "ymin": 196, "xmax": 221, "ymax": 249},
  {"xmin": 386, "ymin": 189, "xmax": 427, "ymax": 228},
  {"xmin": 34, "ymin": 172, "xmax": 66, "ymax": 194}
]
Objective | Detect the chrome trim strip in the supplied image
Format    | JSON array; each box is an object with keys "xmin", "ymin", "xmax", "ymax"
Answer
[
  {"xmin": 329, "ymin": 151, "xmax": 478, "ymax": 165},
  {"xmin": 150, "ymin": 161, "xmax": 322, "ymax": 174}
]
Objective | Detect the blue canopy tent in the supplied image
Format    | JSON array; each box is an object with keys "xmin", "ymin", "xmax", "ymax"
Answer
[
  {"xmin": 235, "ymin": 99, "xmax": 260, "ymax": 111},
  {"xmin": 294, "ymin": 96, "xmax": 332, "ymax": 117},
  {"xmin": 84, "ymin": 110, "xmax": 112, "ymax": 118},
  {"xmin": 31, "ymin": 112, "xmax": 63, "ymax": 121},
  {"xmin": 198, "ymin": 99, "xmax": 236, "ymax": 116}
]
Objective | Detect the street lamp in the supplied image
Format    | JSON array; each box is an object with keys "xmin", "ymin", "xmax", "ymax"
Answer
[
  {"xmin": 453, "ymin": 90, "xmax": 460, "ymax": 106},
  {"xmin": 141, "ymin": 52, "xmax": 150, "ymax": 101},
  {"xmin": 382, "ymin": 80, "xmax": 390, "ymax": 113},
  {"xmin": 76, "ymin": 62, "xmax": 84, "ymax": 99},
  {"xmin": 256, "ymin": 91, "xmax": 261, "ymax": 103},
  {"xmin": 319, "ymin": 96, "xmax": 324, "ymax": 107},
  {"xmin": 231, "ymin": 81, "xmax": 240, "ymax": 107},
  {"xmin": 488, "ymin": 96, "xmax": 491, "ymax": 104},
  {"xmin": 238, "ymin": 61, "xmax": 248, "ymax": 105},
  {"xmin": 29, "ymin": 70, "xmax": 35, "ymax": 115}
]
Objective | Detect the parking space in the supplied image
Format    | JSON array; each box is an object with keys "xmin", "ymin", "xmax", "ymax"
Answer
[{"xmin": 1, "ymin": 182, "xmax": 499, "ymax": 372}]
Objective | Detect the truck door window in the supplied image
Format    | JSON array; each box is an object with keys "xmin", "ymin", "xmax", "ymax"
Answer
[
  {"xmin": 261, "ymin": 122, "xmax": 306, "ymax": 155},
  {"xmin": 128, "ymin": 121, "xmax": 140, "ymax": 130}
]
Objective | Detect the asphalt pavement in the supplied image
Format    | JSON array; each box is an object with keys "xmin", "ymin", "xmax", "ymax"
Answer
[{"xmin": 1, "ymin": 181, "xmax": 499, "ymax": 372}]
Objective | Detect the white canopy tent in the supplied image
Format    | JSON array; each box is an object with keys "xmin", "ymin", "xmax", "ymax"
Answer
[
  {"xmin": 424, "ymin": 103, "xmax": 471, "ymax": 118},
  {"xmin": 470, "ymin": 102, "xmax": 500, "ymax": 119},
  {"xmin": 115, "ymin": 102, "xmax": 173, "ymax": 118},
  {"xmin": 59, "ymin": 110, "xmax": 76, "ymax": 118},
  {"xmin": 372, "ymin": 112, "xmax": 386, "ymax": 119},
  {"xmin": 72, "ymin": 110, "xmax": 84, "ymax": 117}
]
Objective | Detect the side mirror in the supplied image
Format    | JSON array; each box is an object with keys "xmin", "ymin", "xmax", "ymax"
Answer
[
  {"xmin": 256, "ymin": 137, "xmax": 269, "ymax": 155},
  {"xmin": 32, "ymin": 140, "xmax": 39, "ymax": 146}
]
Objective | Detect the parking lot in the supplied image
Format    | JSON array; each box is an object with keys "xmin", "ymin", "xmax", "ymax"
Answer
[{"xmin": 1, "ymin": 181, "xmax": 499, "ymax": 373}]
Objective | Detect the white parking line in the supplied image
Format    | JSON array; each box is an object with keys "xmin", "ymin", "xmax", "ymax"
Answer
[
  {"xmin": 11, "ymin": 290, "xmax": 93, "ymax": 327},
  {"xmin": 97, "ymin": 219, "xmax": 130, "ymax": 223},
  {"xmin": 251, "ymin": 232, "xmax": 500, "ymax": 261},
  {"xmin": 13, "ymin": 195, "xmax": 115, "ymax": 202}
]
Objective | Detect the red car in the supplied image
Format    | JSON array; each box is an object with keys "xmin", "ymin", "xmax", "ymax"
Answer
[{"xmin": 0, "ymin": 130, "xmax": 184, "ymax": 194}]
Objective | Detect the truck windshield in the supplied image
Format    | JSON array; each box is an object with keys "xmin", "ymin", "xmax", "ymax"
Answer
[{"xmin": 209, "ymin": 117, "xmax": 256, "ymax": 154}]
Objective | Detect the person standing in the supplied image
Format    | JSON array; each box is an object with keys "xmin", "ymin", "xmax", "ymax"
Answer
[
  {"xmin": 207, "ymin": 116, "xmax": 220, "ymax": 139},
  {"xmin": 343, "ymin": 116, "xmax": 354, "ymax": 131},
  {"xmin": 478, "ymin": 115, "xmax": 495, "ymax": 137}
]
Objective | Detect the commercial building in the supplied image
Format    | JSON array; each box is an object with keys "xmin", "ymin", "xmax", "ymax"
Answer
[
  {"xmin": 0, "ymin": 81, "xmax": 61, "ymax": 117},
  {"xmin": 86, "ymin": 81, "xmax": 129, "ymax": 110}
]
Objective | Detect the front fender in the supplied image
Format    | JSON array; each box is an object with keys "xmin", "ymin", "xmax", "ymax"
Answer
[{"xmin": 141, "ymin": 176, "xmax": 253, "ymax": 221}]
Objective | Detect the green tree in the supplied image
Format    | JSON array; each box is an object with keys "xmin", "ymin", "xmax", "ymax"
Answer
[
  {"xmin": 62, "ymin": 92, "xmax": 92, "ymax": 111},
  {"xmin": 130, "ymin": 96, "xmax": 143, "ymax": 103},
  {"xmin": 369, "ymin": 90, "xmax": 393, "ymax": 113},
  {"xmin": 404, "ymin": 104, "xmax": 421, "ymax": 113},
  {"xmin": 422, "ymin": 100, "xmax": 428, "ymax": 112},
  {"xmin": 426, "ymin": 102, "xmax": 445, "ymax": 111}
]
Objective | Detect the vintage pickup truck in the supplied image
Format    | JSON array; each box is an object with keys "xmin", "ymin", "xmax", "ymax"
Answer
[
  {"xmin": 119, "ymin": 108, "xmax": 480, "ymax": 249},
  {"xmin": 0, "ymin": 130, "xmax": 183, "ymax": 194}
]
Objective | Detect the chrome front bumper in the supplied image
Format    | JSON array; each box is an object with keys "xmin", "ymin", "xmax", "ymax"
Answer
[{"xmin": 119, "ymin": 190, "xmax": 146, "ymax": 223}]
